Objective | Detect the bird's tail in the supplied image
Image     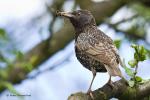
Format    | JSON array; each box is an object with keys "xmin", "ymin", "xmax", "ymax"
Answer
[
  {"xmin": 119, "ymin": 57, "xmax": 125, "ymax": 68},
  {"xmin": 105, "ymin": 64, "xmax": 122, "ymax": 77}
]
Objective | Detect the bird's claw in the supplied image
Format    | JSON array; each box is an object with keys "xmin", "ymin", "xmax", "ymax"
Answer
[
  {"xmin": 107, "ymin": 81, "xmax": 114, "ymax": 89},
  {"xmin": 87, "ymin": 90, "xmax": 94, "ymax": 100}
]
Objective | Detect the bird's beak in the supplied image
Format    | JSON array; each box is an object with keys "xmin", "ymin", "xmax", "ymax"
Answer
[{"xmin": 56, "ymin": 11, "xmax": 74, "ymax": 18}]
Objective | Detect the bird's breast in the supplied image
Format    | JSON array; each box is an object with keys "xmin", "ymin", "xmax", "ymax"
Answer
[{"xmin": 75, "ymin": 46, "xmax": 107, "ymax": 72}]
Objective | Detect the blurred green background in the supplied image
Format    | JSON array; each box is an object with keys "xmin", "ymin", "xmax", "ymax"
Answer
[{"xmin": 0, "ymin": 0, "xmax": 150, "ymax": 100}]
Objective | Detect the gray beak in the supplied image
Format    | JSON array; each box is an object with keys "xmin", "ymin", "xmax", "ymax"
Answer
[{"xmin": 56, "ymin": 11, "xmax": 74, "ymax": 18}]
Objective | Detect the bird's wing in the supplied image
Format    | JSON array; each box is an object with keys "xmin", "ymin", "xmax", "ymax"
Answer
[{"xmin": 76, "ymin": 32, "xmax": 122, "ymax": 77}]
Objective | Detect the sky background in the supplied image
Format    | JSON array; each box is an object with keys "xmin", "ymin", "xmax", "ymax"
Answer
[{"xmin": 0, "ymin": 0, "xmax": 150, "ymax": 100}]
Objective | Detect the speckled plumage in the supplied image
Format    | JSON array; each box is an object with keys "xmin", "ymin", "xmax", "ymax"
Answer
[
  {"xmin": 57, "ymin": 10, "xmax": 122, "ymax": 93},
  {"xmin": 75, "ymin": 24, "xmax": 121, "ymax": 77},
  {"xmin": 75, "ymin": 25, "xmax": 108, "ymax": 73}
]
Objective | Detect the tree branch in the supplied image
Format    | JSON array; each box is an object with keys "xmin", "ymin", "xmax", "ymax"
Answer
[{"xmin": 68, "ymin": 80, "xmax": 150, "ymax": 100}]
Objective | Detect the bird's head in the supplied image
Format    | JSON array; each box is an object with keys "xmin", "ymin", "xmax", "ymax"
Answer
[{"xmin": 57, "ymin": 10, "xmax": 96, "ymax": 31}]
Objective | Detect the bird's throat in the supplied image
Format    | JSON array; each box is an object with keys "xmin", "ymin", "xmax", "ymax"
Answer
[
  {"xmin": 75, "ymin": 24, "xmax": 96, "ymax": 33},
  {"xmin": 74, "ymin": 24, "xmax": 97, "ymax": 41}
]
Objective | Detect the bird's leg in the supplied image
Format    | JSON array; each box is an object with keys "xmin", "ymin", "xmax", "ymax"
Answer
[
  {"xmin": 87, "ymin": 68, "xmax": 96, "ymax": 99},
  {"xmin": 106, "ymin": 75, "xmax": 114, "ymax": 89},
  {"xmin": 108, "ymin": 75, "xmax": 111, "ymax": 84},
  {"xmin": 87, "ymin": 68, "xmax": 96, "ymax": 93}
]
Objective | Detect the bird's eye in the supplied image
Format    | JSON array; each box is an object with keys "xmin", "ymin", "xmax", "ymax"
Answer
[{"xmin": 77, "ymin": 12, "xmax": 81, "ymax": 16}]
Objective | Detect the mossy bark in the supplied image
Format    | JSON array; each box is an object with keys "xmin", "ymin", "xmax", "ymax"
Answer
[{"xmin": 68, "ymin": 80, "xmax": 150, "ymax": 100}]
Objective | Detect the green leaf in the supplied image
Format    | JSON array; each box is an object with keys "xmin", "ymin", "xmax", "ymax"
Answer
[
  {"xmin": 134, "ymin": 53, "xmax": 139, "ymax": 61},
  {"xmin": 139, "ymin": 46, "xmax": 146, "ymax": 55},
  {"xmin": 131, "ymin": 44, "xmax": 139, "ymax": 61},
  {"xmin": 0, "ymin": 28, "xmax": 7, "ymax": 40},
  {"xmin": 23, "ymin": 62, "xmax": 33, "ymax": 72},
  {"xmin": 124, "ymin": 66, "xmax": 134, "ymax": 77},
  {"xmin": 122, "ymin": 59, "xmax": 134, "ymax": 77},
  {"xmin": 128, "ymin": 80, "xmax": 135, "ymax": 87},
  {"xmin": 113, "ymin": 39, "xmax": 121, "ymax": 49},
  {"xmin": 146, "ymin": 49, "xmax": 150, "ymax": 59},
  {"xmin": 128, "ymin": 59, "xmax": 137, "ymax": 68},
  {"xmin": 131, "ymin": 44, "xmax": 137, "ymax": 49},
  {"xmin": 139, "ymin": 45, "xmax": 147, "ymax": 61},
  {"xmin": 13, "ymin": 51, "xmax": 24, "ymax": 60},
  {"xmin": 1, "ymin": 81, "xmax": 20, "ymax": 95},
  {"xmin": 139, "ymin": 79, "xmax": 148, "ymax": 84},
  {"xmin": 0, "ymin": 52, "xmax": 12, "ymax": 66},
  {"xmin": 17, "ymin": 51, "xmax": 24, "ymax": 59},
  {"xmin": 131, "ymin": 44, "xmax": 147, "ymax": 61},
  {"xmin": 135, "ymin": 76, "xmax": 142, "ymax": 82},
  {"xmin": 0, "ymin": 70, "xmax": 8, "ymax": 79},
  {"xmin": 0, "ymin": 52, "xmax": 6, "ymax": 62}
]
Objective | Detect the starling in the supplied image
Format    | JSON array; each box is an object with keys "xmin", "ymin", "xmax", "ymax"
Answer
[{"xmin": 57, "ymin": 10, "xmax": 122, "ymax": 94}]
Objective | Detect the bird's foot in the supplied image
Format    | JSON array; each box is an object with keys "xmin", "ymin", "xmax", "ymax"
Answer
[
  {"xmin": 87, "ymin": 89, "xmax": 94, "ymax": 100},
  {"xmin": 107, "ymin": 80, "xmax": 114, "ymax": 89}
]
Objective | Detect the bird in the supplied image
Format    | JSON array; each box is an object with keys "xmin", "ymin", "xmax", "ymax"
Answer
[{"xmin": 57, "ymin": 10, "xmax": 123, "ymax": 95}]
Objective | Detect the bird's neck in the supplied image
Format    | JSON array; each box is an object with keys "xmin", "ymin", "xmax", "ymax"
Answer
[{"xmin": 75, "ymin": 24, "xmax": 96, "ymax": 39}]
